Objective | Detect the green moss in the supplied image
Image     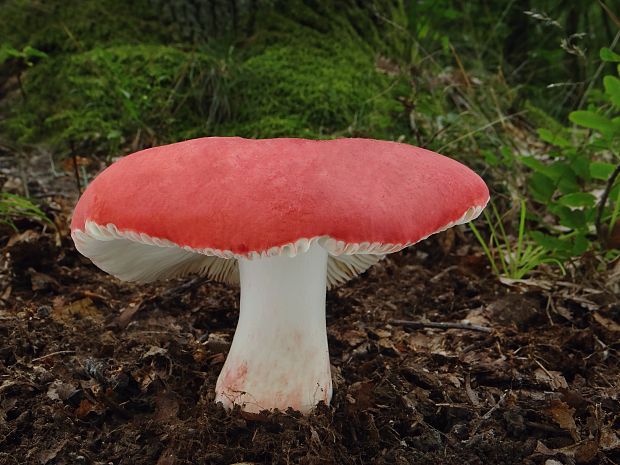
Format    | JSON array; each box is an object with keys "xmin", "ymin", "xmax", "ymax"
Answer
[
  {"xmin": 1, "ymin": 1, "xmax": 408, "ymax": 153},
  {"xmin": 221, "ymin": 36, "xmax": 401, "ymax": 138},
  {"xmin": 4, "ymin": 45, "xmax": 232, "ymax": 154},
  {"xmin": 0, "ymin": 0, "xmax": 174, "ymax": 53}
]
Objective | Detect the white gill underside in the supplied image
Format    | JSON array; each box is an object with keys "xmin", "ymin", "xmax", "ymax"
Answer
[{"xmin": 71, "ymin": 204, "xmax": 485, "ymax": 288}]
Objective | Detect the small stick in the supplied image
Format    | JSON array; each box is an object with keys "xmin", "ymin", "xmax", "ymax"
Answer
[
  {"xmin": 32, "ymin": 350, "xmax": 76, "ymax": 362},
  {"xmin": 595, "ymin": 163, "xmax": 620, "ymax": 243},
  {"xmin": 389, "ymin": 319, "xmax": 492, "ymax": 333},
  {"xmin": 72, "ymin": 154, "xmax": 82, "ymax": 195}
]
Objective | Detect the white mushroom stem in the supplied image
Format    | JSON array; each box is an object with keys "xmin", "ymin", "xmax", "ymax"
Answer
[{"xmin": 215, "ymin": 242, "xmax": 332, "ymax": 414}]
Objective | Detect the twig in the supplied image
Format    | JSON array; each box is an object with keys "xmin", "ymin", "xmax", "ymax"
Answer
[
  {"xmin": 430, "ymin": 265, "xmax": 459, "ymax": 283},
  {"xmin": 449, "ymin": 42, "xmax": 471, "ymax": 89},
  {"xmin": 72, "ymin": 153, "xmax": 82, "ymax": 195},
  {"xmin": 465, "ymin": 373, "xmax": 480, "ymax": 407},
  {"xmin": 389, "ymin": 319, "xmax": 492, "ymax": 333},
  {"xmin": 32, "ymin": 350, "xmax": 76, "ymax": 362},
  {"xmin": 595, "ymin": 163, "xmax": 620, "ymax": 243},
  {"xmin": 481, "ymin": 391, "xmax": 508, "ymax": 420},
  {"xmin": 17, "ymin": 151, "xmax": 30, "ymax": 198}
]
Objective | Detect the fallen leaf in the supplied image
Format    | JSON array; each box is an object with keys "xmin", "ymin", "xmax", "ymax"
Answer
[
  {"xmin": 533, "ymin": 438, "xmax": 599, "ymax": 463},
  {"xmin": 47, "ymin": 380, "xmax": 78, "ymax": 402},
  {"xmin": 75, "ymin": 398, "xmax": 105, "ymax": 419},
  {"xmin": 28, "ymin": 268, "xmax": 60, "ymax": 292},
  {"xmin": 7, "ymin": 229, "xmax": 39, "ymax": 248},
  {"xmin": 534, "ymin": 368, "xmax": 568, "ymax": 390},
  {"xmin": 545, "ymin": 399, "xmax": 580, "ymax": 441},
  {"xmin": 0, "ymin": 285, "xmax": 12, "ymax": 301},
  {"xmin": 347, "ymin": 381, "xmax": 374, "ymax": 412},
  {"xmin": 592, "ymin": 312, "xmax": 620, "ymax": 332},
  {"xmin": 600, "ymin": 428, "xmax": 620, "ymax": 451},
  {"xmin": 371, "ymin": 328, "xmax": 391, "ymax": 338},
  {"xmin": 205, "ymin": 332, "xmax": 231, "ymax": 352},
  {"xmin": 37, "ymin": 438, "xmax": 68, "ymax": 464},
  {"xmin": 142, "ymin": 346, "xmax": 168, "ymax": 359},
  {"xmin": 52, "ymin": 297, "xmax": 102, "ymax": 323},
  {"xmin": 340, "ymin": 329, "xmax": 367, "ymax": 346}
]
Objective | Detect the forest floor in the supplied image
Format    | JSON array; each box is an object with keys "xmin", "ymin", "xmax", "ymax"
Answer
[{"xmin": 0, "ymin": 149, "xmax": 619, "ymax": 465}]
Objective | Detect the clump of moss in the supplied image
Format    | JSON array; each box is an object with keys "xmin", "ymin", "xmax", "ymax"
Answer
[
  {"xmin": 1, "ymin": 1, "xmax": 408, "ymax": 154},
  {"xmin": 3, "ymin": 45, "xmax": 233, "ymax": 154},
  {"xmin": 0, "ymin": 0, "xmax": 173, "ymax": 53},
  {"xmin": 222, "ymin": 36, "xmax": 401, "ymax": 138}
]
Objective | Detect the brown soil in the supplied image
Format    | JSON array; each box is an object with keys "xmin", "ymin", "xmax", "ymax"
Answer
[{"xmin": 0, "ymin": 151, "xmax": 619, "ymax": 465}]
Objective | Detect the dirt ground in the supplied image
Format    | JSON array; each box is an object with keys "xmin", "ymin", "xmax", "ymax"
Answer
[{"xmin": 0, "ymin": 149, "xmax": 619, "ymax": 465}]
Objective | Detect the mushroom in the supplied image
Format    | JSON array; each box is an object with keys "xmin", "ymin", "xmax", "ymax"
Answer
[{"xmin": 71, "ymin": 137, "xmax": 489, "ymax": 414}]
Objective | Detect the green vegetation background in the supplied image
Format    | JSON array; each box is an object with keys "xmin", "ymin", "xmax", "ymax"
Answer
[{"xmin": 1, "ymin": 0, "xmax": 619, "ymax": 275}]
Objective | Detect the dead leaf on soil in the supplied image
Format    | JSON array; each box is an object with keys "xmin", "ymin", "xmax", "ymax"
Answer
[
  {"xmin": 534, "ymin": 367, "xmax": 568, "ymax": 390},
  {"xmin": 544, "ymin": 399, "xmax": 580, "ymax": 441},
  {"xmin": 37, "ymin": 438, "xmax": 68, "ymax": 465},
  {"xmin": 340, "ymin": 329, "xmax": 367, "ymax": 346},
  {"xmin": 533, "ymin": 438, "xmax": 599, "ymax": 463},
  {"xmin": 592, "ymin": 312, "xmax": 620, "ymax": 332},
  {"xmin": 463, "ymin": 306, "xmax": 491, "ymax": 327},
  {"xmin": 0, "ymin": 285, "xmax": 12, "ymax": 301},
  {"xmin": 204, "ymin": 332, "xmax": 231, "ymax": 353},
  {"xmin": 346, "ymin": 381, "xmax": 375, "ymax": 412},
  {"xmin": 6, "ymin": 229, "xmax": 39, "ymax": 248},
  {"xmin": 600, "ymin": 428, "xmax": 620, "ymax": 451},
  {"xmin": 75, "ymin": 398, "xmax": 105, "ymax": 419},
  {"xmin": 46, "ymin": 379, "xmax": 78, "ymax": 402},
  {"xmin": 52, "ymin": 297, "xmax": 102, "ymax": 323},
  {"xmin": 28, "ymin": 268, "xmax": 60, "ymax": 291}
]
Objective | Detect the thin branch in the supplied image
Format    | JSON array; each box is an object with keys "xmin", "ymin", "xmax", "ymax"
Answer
[
  {"xmin": 389, "ymin": 319, "xmax": 493, "ymax": 333},
  {"xmin": 595, "ymin": 163, "xmax": 620, "ymax": 242},
  {"xmin": 32, "ymin": 350, "xmax": 76, "ymax": 362}
]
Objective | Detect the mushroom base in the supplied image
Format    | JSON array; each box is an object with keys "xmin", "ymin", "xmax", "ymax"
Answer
[{"xmin": 215, "ymin": 243, "xmax": 332, "ymax": 414}]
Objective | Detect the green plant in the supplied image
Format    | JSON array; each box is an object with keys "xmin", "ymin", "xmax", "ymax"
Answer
[
  {"xmin": 3, "ymin": 45, "xmax": 235, "ymax": 155},
  {"xmin": 470, "ymin": 200, "xmax": 564, "ymax": 279},
  {"xmin": 0, "ymin": 193, "xmax": 51, "ymax": 230},
  {"xmin": 521, "ymin": 46, "xmax": 620, "ymax": 257},
  {"xmin": 0, "ymin": 43, "xmax": 47, "ymax": 100},
  {"xmin": 0, "ymin": 44, "xmax": 47, "ymax": 66}
]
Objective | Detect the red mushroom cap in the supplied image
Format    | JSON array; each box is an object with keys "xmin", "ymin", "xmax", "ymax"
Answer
[{"xmin": 71, "ymin": 137, "xmax": 489, "ymax": 285}]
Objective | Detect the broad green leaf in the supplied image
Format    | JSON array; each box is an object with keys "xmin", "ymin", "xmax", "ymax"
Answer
[
  {"xmin": 520, "ymin": 156, "xmax": 547, "ymax": 172},
  {"xmin": 537, "ymin": 128, "xmax": 570, "ymax": 147},
  {"xmin": 551, "ymin": 205, "xmax": 588, "ymax": 229},
  {"xmin": 569, "ymin": 110, "xmax": 618, "ymax": 136},
  {"xmin": 604, "ymin": 75, "xmax": 620, "ymax": 107},
  {"xmin": 529, "ymin": 172, "xmax": 555, "ymax": 203},
  {"xmin": 571, "ymin": 234, "xmax": 591, "ymax": 255},
  {"xmin": 600, "ymin": 47, "xmax": 620, "ymax": 62},
  {"xmin": 530, "ymin": 231, "xmax": 572, "ymax": 252},
  {"xmin": 546, "ymin": 162, "xmax": 578, "ymax": 188},
  {"xmin": 569, "ymin": 155, "xmax": 590, "ymax": 180},
  {"xmin": 557, "ymin": 192, "xmax": 597, "ymax": 208},
  {"xmin": 590, "ymin": 162, "xmax": 617, "ymax": 180}
]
